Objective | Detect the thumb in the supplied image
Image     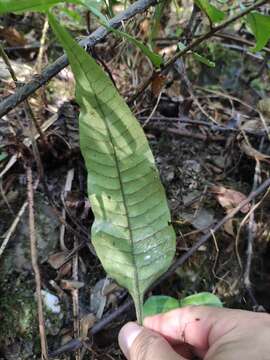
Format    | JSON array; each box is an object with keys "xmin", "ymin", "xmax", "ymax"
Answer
[{"xmin": 118, "ymin": 322, "xmax": 187, "ymax": 360}]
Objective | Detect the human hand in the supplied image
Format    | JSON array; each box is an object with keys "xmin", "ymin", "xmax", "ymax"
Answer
[{"xmin": 118, "ymin": 306, "xmax": 270, "ymax": 360}]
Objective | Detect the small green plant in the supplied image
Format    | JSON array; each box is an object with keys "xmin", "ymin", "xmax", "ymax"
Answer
[
  {"xmin": 246, "ymin": 11, "xmax": 270, "ymax": 52},
  {"xmin": 143, "ymin": 292, "xmax": 223, "ymax": 318},
  {"xmin": 195, "ymin": 0, "xmax": 225, "ymax": 24}
]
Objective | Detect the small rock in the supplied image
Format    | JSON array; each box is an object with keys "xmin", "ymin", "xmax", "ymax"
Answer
[{"xmin": 41, "ymin": 290, "xmax": 61, "ymax": 314}]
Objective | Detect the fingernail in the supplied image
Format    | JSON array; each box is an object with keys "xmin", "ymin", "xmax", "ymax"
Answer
[{"xmin": 118, "ymin": 322, "xmax": 143, "ymax": 358}]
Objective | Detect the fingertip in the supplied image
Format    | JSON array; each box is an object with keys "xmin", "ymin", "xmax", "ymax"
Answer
[
  {"xmin": 143, "ymin": 315, "xmax": 155, "ymax": 326},
  {"xmin": 118, "ymin": 322, "xmax": 143, "ymax": 358}
]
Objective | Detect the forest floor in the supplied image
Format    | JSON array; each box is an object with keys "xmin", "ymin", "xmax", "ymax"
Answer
[{"xmin": 0, "ymin": 3, "xmax": 270, "ymax": 359}]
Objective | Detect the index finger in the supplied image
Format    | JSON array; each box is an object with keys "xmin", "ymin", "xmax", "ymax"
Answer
[{"xmin": 143, "ymin": 306, "xmax": 246, "ymax": 351}]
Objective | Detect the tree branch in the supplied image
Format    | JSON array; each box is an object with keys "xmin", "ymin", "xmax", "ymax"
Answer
[{"xmin": 0, "ymin": 0, "xmax": 156, "ymax": 118}]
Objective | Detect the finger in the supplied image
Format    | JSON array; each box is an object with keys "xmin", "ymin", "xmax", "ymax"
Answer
[
  {"xmin": 143, "ymin": 306, "xmax": 245, "ymax": 351},
  {"xmin": 118, "ymin": 322, "xmax": 188, "ymax": 360}
]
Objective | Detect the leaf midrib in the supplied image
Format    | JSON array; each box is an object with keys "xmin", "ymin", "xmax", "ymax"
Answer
[
  {"xmin": 74, "ymin": 54, "xmax": 142, "ymax": 322},
  {"xmin": 94, "ymin": 95, "xmax": 143, "ymax": 323}
]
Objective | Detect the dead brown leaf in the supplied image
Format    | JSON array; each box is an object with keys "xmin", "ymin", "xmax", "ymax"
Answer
[
  {"xmin": 0, "ymin": 27, "xmax": 27, "ymax": 46},
  {"xmin": 210, "ymin": 185, "xmax": 250, "ymax": 213},
  {"xmin": 48, "ymin": 251, "xmax": 69, "ymax": 269},
  {"xmin": 151, "ymin": 73, "xmax": 166, "ymax": 97},
  {"xmin": 56, "ymin": 262, "xmax": 72, "ymax": 280},
  {"xmin": 223, "ymin": 218, "xmax": 235, "ymax": 236},
  {"xmin": 240, "ymin": 119, "xmax": 264, "ymax": 131},
  {"xmin": 240, "ymin": 141, "xmax": 270, "ymax": 162},
  {"xmin": 257, "ymin": 98, "xmax": 270, "ymax": 119},
  {"xmin": 80, "ymin": 313, "xmax": 96, "ymax": 338},
  {"xmin": 139, "ymin": 18, "xmax": 150, "ymax": 35},
  {"xmin": 60, "ymin": 279, "xmax": 85, "ymax": 290}
]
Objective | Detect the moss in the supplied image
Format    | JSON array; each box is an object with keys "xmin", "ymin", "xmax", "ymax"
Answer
[{"xmin": 0, "ymin": 276, "xmax": 38, "ymax": 343}]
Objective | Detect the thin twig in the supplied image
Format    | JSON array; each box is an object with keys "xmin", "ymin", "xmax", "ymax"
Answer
[
  {"xmin": 139, "ymin": 115, "xmax": 266, "ymax": 137},
  {"xmin": 0, "ymin": 200, "xmax": 28, "ymax": 257},
  {"xmin": 142, "ymin": 89, "xmax": 163, "ymax": 127},
  {"xmin": 174, "ymin": 59, "xmax": 218, "ymax": 124},
  {"xmin": 33, "ymin": 15, "xmax": 50, "ymax": 122},
  {"xmin": 244, "ymin": 138, "xmax": 265, "ymax": 308},
  {"xmin": 26, "ymin": 165, "xmax": 48, "ymax": 360},
  {"xmin": 214, "ymin": 32, "xmax": 270, "ymax": 55},
  {"xmin": 235, "ymin": 187, "xmax": 269, "ymax": 270},
  {"xmin": 147, "ymin": 123, "xmax": 225, "ymax": 141},
  {"xmin": 72, "ymin": 237, "xmax": 80, "ymax": 360},
  {"xmin": 34, "ymin": 16, "xmax": 49, "ymax": 74},
  {"xmin": 60, "ymin": 168, "xmax": 75, "ymax": 251},
  {"xmin": 154, "ymin": 34, "xmax": 270, "ymax": 57},
  {"xmin": 49, "ymin": 175, "xmax": 270, "ymax": 358}
]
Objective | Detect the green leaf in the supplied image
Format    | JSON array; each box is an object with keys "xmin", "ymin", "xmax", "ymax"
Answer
[
  {"xmin": 60, "ymin": 7, "xmax": 83, "ymax": 23},
  {"xmin": 192, "ymin": 52, "xmax": 215, "ymax": 67},
  {"xmin": 149, "ymin": 0, "xmax": 167, "ymax": 50},
  {"xmin": 81, "ymin": 3, "xmax": 164, "ymax": 68},
  {"xmin": 80, "ymin": 0, "xmax": 107, "ymax": 21},
  {"xmin": 180, "ymin": 292, "xmax": 223, "ymax": 307},
  {"xmin": 0, "ymin": 0, "xmax": 79, "ymax": 13},
  {"xmin": 195, "ymin": 0, "xmax": 225, "ymax": 23},
  {"xmin": 143, "ymin": 296, "xmax": 179, "ymax": 318},
  {"xmin": 246, "ymin": 11, "xmax": 270, "ymax": 52},
  {"xmin": 81, "ymin": 0, "xmax": 103, "ymax": 11},
  {"xmin": 48, "ymin": 14, "xmax": 176, "ymax": 324},
  {"xmin": 0, "ymin": 151, "xmax": 7, "ymax": 162},
  {"xmin": 143, "ymin": 292, "xmax": 223, "ymax": 318},
  {"xmin": 105, "ymin": 26, "xmax": 164, "ymax": 68},
  {"xmin": 178, "ymin": 42, "xmax": 215, "ymax": 68}
]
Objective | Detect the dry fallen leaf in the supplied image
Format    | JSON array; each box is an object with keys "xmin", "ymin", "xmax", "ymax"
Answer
[
  {"xmin": 240, "ymin": 140, "xmax": 270, "ymax": 162},
  {"xmin": 257, "ymin": 98, "xmax": 270, "ymax": 119},
  {"xmin": 48, "ymin": 251, "xmax": 69, "ymax": 269},
  {"xmin": 60, "ymin": 279, "xmax": 85, "ymax": 290},
  {"xmin": 80, "ymin": 313, "xmax": 96, "ymax": 338},
  {"xmin": 223, "ymin": 218, "xmax": 235, "ymax": 236},
  {"xmin": 56, "ymin": 262, "xmax": 72, "ymax": 280},
  {"xmin": 240, "ymin": 119, "xmax": 264, "ymax": 131},
  {"xmin": 139, "ymin": 18, "xmax": 150, "ymax": 35},
  {"xmin": 210, "ymin": 185, "xmax": 250, "ymax": 213},
  {"xmin": 0, "ymin": 27, "xmax": 27, "ymax": 46},
  {"xmin": 151, "ymin": 73, "xmax": 166, "ymax": 97}
]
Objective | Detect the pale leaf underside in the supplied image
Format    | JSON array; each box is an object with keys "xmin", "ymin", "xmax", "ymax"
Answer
[{"xmin": 49, "ymin": 14, "xmax": 176, "ymax": 323}]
